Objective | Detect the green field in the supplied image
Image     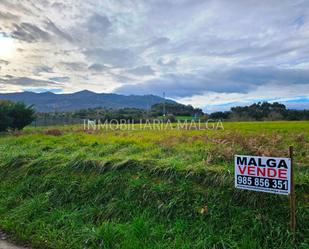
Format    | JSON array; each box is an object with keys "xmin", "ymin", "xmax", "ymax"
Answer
[{"xmin": 0, "ymin": 121, "xmax": 308, "ymax": 248}]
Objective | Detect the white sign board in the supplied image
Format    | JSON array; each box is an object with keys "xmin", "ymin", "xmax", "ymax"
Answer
[{"xmin": 235, "ymin": 155, "xmax": 291, "ymax": 195}]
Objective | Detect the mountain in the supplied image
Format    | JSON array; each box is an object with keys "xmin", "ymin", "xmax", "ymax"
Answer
[{"xmin": 0, "ymin": 90, "xmax": 177, "ymax": 112}]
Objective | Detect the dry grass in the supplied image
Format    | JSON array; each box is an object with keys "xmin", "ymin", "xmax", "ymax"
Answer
[{"xmin": 44, "ymin": 129, "xmax": 63, "ymax": 136}]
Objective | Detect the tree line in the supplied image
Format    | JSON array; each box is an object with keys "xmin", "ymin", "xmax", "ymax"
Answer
[
  {"xmin": 209, "ymin": 102, "xmax": 309, "ymax": 121},
  {"xmin": 36, "ymin": 102, "xmax": 203, "ymax": 123},
  {"xmin": 49, "ymin": 102, "xmax": 309, "ymax": 121},
  {"xmin": 1, "ymin": 100, "xmax": 308, "ymax": 131}
]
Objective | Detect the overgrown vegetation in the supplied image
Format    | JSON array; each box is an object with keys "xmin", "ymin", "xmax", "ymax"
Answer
[
  {"xmin": 0, "ymin": 100, "xmax": 35, "ymax": 131},
  {"xmin": 0, "ymin": 121, "xmax": 308, "ymax": 248}
]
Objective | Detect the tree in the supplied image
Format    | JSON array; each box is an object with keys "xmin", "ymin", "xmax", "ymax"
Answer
[
  {"xmin": 0, "ymin": 100, "xmax": 12, "ymax": 131},
  {"xmin": 230, "ymin": 102, "xmax": 288, "ymax": 121},
  {"xmin": 8, "ymin": 102, "xmax": 35, "ymax": 130},
  {"xmin": 209, "ymin": 111, "xmax": 230, "ymax": 120},
  {"xmin": 0, "ymin": 101, "xmax": 35, "ymax": 131},
  {"xmin": 151, "ymin": 103, "xmax": 204, "ymax": 116}
]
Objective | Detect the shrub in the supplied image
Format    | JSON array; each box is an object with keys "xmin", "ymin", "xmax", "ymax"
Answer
[
  {"xmin": 0, "ymin": 101, "xmax": 35, "ymax": 131},
  {"xmin": 0, "ymin": 100, "xmax": 12, "ymax": 131}
]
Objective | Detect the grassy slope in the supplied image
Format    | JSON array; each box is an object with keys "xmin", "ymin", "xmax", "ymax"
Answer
[{"xmin": 0, "ymin": 121, "xmax": 308, "ymax": 249}]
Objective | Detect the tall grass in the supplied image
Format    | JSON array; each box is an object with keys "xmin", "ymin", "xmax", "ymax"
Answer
[{"xmin": 0, "ymin": 121, "xmax": 308, "ymax": 248}]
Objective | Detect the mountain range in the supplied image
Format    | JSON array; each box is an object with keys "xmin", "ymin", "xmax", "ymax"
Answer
[{"xmin": 0, "ymin": 90, "xmax": 176, "ymax": 112}]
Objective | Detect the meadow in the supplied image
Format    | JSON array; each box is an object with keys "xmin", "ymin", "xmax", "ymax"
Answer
[{"xmin": 0, "ymin": 121, "xmax": 308, "ymax": 249}]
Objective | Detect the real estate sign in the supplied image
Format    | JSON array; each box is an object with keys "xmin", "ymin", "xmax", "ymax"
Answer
[{"xmin": 235, "ymin": 155, "xmax": 291, "ymax": 195}]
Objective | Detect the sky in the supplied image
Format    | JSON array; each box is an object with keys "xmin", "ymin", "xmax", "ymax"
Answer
[{"xmin": 0, "ymin": 0, "xmax": 309, "ymax": 112}]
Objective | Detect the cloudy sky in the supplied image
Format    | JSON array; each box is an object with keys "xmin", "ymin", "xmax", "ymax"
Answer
[{"xmin": 0, "ymin": 0, "xmax": 309, "ymax": 111}]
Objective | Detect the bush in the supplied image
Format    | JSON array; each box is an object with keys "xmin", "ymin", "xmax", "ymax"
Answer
[
  {"xmin": 0, "ymin": 101, "xmax": 35, "ymax": 131},
  {"xmin": 0, "ymin": 100, "xmax": 12, "ymax": 131}
]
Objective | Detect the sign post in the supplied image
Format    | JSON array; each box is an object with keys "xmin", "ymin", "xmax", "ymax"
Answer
[{"xmin": 289, "ymin": 146, "xmax": 296, "ymax": 240}]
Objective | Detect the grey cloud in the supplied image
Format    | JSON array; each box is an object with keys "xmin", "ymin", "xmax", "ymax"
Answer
[
  {"xmin": 61, "ymin": 62, "xmax": 87, "ymax": 71},
  {"xmin": 88, "ymin": 63, "xmax": 108, "ymax": 72},
  {"xmin": 110, "ymin": 72, "xmax": 134, "ymax": 84},
  {"xmin": 45, "ymin": 19, "xmax": 73, "ymax": 41},
  {"xmin": 84, "ymin": 48, "xmax": 138, "ymax": 68},
  {"xmin": 0, "ymin": 0, "xmax": 33, "ymax": 16},
  {"xmin": 12, "ymin": 22, "xmax": 50, "ymax": 42},
  {"xmin": 0, "ymin": 75, "xmax": 59, "ymax": 87},
  {"xmin": 3, "ymin": 74, "xmax": 13, "ymax": 79},
  {"xmin": 148, "ymin": 37, "xmax": 170, "ymax": 47},
  {"xmin": 228, "ymin": 67, "xmax": 309, "ymax": 85},
  {"xmin": 127, "ymin": 66, "xmax": 155, "ymax": 76},
  {"xmin": 0, "ymin": 60, "xmax": 9, "ymax": 65},
  {"xmin": 54, "ymin": 49, "xmax": 74, "ymax": 56},
  {"xmin": 51, "ymin": 2, "xmax": 67, "ymax": 10},
  {"xmin": 0, "ymin": 11, "xmax": 19, "ymax": 21},
  {"xmin": 49, "ymin": 76, "xmax": 70, "ymax": 82},
  {"xmin": 34, "ymin": 65, "xmax": 53, "ymax": 74},
  {"xmin": 243, "ymin": 44, "xmax": 309, "ymax": 64},
  {"xmin": 87, "ymin": 14, "xmax": 111, "ymax": 34},
  {"xmin": 116, "ymin": 73, "xmax": 249, "ymax": 97},
  {"xmin": 116, "ymin": 67, "xmax": 309, "ymax": 97}
]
